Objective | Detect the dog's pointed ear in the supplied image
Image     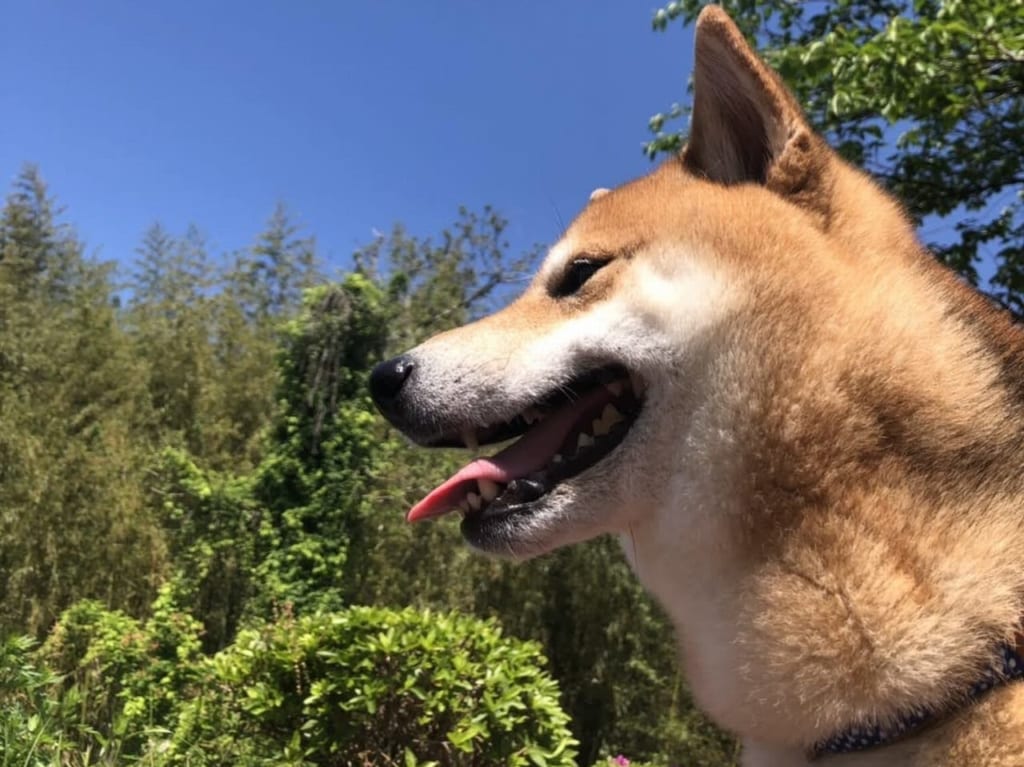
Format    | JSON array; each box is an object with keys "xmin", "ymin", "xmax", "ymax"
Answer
[{"xmin": 683, "ymin": 7, "xmax": 831, "ymax": 216}]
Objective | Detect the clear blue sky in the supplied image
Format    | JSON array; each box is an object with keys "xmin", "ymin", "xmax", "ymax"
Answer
[{"xmin": 1, "ymin": 2, "xmax": 692, "ymax": 275}]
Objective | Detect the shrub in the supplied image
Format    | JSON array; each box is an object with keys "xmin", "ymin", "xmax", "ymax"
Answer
[
  {"xmin": 167, "ymin": 606, "xmax": 578, "ymax": 766},
  {"xmin": 153, "ymin": 448, "xmax": 259, "ymax": 654},
  {"xmin": 0, "ymin": 634, "xmax": 66, "ymax": 766},
  {"xmin": 38, "ymin": 590, "xmax": 204, "ymax": 759}
]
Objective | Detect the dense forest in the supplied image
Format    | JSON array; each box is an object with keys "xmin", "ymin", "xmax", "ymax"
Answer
[{"xmin": 2, "ymin": 1, "xmax": 1021, "ymax": 765}]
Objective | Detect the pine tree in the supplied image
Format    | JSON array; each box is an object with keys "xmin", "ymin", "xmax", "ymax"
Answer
[
  {"xmin": 126, "ymin": 223, "xmax": 214, "ymax": 458},
  {"xmin": 0, "ymin": 165, "xmax": 75, "ymax": 299},
  {"xmin": 0, "ymin": 168, "xmax": 165, "ymax": 636},
  {"xmin": 247, "ymin": 203, "xmax": 319, "ymax": 319}
]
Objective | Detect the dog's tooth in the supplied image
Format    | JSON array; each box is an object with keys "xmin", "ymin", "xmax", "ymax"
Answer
[
  {"xmin": 605, "ymin": 381, "xmax": 624, "ymax": 396},
  {"xmin": 592, "ymin": 417, "xmax": 610, "ymax": 436},
  {"xmin": 478, "ymin": 478, "xmax": 499, "ymax": 502},
  {"xmin": 552, "ymin": 454, "xmax": 564, "ymax": 464},
  {"xmin": 602, "ymin": 403, "xmax": 623, "ymax": 425},
  {"xmin": 466, "ymin": 492, "xmax": 482, "ymax": 511},
  {"xmin": 577, "ymin": 433, "xmax": 595, "ymax": 449},
  {"xmin": 462, "ymin": 429, "xmax": 479, "ymax": 452}
]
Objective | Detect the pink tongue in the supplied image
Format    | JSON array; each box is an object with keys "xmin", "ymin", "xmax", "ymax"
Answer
[{"xmin": 407, "ymin": 386, "xmax": 610, "ymax": 522}]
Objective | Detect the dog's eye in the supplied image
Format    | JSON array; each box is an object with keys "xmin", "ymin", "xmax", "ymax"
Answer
[{"xmin": 553, "ymin": 258, "xmax": 608, "ymax": 298}]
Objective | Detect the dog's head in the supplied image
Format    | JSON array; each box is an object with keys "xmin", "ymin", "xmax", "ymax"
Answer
[{"xmin": 369, "ymin": 7, "xmax": 923, "ymax": 558}]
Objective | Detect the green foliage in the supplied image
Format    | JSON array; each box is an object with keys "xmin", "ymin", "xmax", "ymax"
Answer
[
  {"xmin": 128, "ymin": 223, "xmax": 216, "ymax": 460},
  {"xmin": 168, "ymin": 606, "xmax": 577, "ymax": 767},
  {"xmin": 649, "ymin": 0, "xmax": 1024, "ymax": 311},
  {"xmin": 244, "ymin": 202, "xmax": 320, "ymax": 319},
  {"xmin": 38, "ymin": 591, "xmax": 204, "ymax": 758},
  {"xmin": 0, "ymin": 635, "xmax": 68, "ymax": 766},
  {"xmin": 126, "ymin": 215, "xmax": 290, "ymax": 472},
  {"xmin": 7, "ymin": 602, "xmax": 580, "ymax": 767},
  {"xmin": 0, "ymin": 163, "xmax": 77, "ymax": 298},
  {"xmin": 151, "ymin": 449, "xmax": 260, "ymax": 652},
  {"xmin": 252, "ymin": 277, "xmax": 391, "ymax": 615},
  {"xmin": 0, "ymin": 165, "xmax": 165, "ymax": 637}
]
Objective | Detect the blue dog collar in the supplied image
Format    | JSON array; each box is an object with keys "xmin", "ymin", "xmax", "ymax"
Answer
[{"xmin": 810, "ymin": 637, "xmax": 1024, "ymax": 759}]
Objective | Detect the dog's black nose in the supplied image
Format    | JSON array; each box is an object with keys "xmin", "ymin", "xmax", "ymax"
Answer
[{"xmin": 369, "ymin": 354, "xmax": 416, "ymax": 414}]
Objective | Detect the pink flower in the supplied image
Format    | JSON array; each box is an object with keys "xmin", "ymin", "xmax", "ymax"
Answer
[{"xmin": 611, "ymin": 757, "xmax": 630, "ymax": 767}]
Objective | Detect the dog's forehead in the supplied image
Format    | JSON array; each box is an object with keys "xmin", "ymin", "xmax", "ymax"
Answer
[{"xmin": 546, "ymin": 162, "xmax": 695, "ymax": 270}]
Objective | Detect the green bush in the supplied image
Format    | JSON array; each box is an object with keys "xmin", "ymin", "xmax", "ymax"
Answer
[
  {"xmin": 168, "ymin": 606, "xmax": 578, "ymax": 766},
  {"xmin": 38, "ymin": 590, "xmax": 204, "ymax": 759},
  {"xmin": 0, "ymin": 634, "xmax": 66, "ymax": 766},
  {"xmin": 151, "ymin": 447, "xmax": 260, "ymax": 654}
]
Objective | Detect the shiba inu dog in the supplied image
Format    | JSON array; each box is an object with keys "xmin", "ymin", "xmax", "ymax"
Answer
[{"xmin": 369, "ymin": 6, "xmax": 1024, "ymax": 765}]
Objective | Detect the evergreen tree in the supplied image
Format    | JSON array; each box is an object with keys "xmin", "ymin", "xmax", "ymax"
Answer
[
  {"xmin": 127, "ymin": 223, "xmax": 214, "ymax": 459},
  {"xmin": 0, "ymin": 164, "xmax": 75, "ymax": 300},
  {"xmin": 244, "ymin": 202, "xmax": 319, "ymax": 320},
  {"xmin": 0, "ymin": 167, "xmax": 164, "ymax": 636}
]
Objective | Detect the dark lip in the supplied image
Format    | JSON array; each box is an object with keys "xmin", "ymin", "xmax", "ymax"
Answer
[
  {"xmin": 460, "ymin": 473, "xmax": 568, "ymax": 543},
  {"xmin": 461, "ymin": 497, "xmax": 537, "ymax": 545},
  {"xmin": 424, "ymin": 364, "xmax": 632, "ymax": 449},
  {"xmin": 464, "ymin": 477, "xmax": 547, "ymax": 532}
]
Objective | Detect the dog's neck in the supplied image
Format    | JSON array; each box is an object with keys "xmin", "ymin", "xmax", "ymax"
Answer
[{"xmin": 622, "ymin": 462, "xmax": 1024, "ymax": 763}]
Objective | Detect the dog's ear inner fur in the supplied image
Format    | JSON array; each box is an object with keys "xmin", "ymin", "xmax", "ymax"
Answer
[{"xmin": 683, "ymin": 7, "xmax": 832, "ymax": 220}]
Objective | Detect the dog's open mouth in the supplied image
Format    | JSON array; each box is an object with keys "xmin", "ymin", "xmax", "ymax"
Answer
[{"xmin": 407, "ymin": 364, "xmax": 646, "ymax": 524}]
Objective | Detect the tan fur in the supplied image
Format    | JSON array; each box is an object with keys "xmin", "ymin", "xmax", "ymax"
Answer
[{"xmin": 385, "ymin": 6, "xmax": 1024, "ymax": 764}]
